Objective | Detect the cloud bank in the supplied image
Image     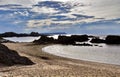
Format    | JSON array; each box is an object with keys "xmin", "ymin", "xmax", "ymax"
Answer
[{"xmin": 0, "ymin": 0, "xmax": 120, "ymax": 34}]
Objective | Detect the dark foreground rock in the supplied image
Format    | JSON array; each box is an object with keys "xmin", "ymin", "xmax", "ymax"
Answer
[
  {"xmin": 105, "ymin": 35, "xmax": 120, "ymax": 44},
  {"xmin": 0, "ymin": 44, "xmax": 34, "ymax": 66}
]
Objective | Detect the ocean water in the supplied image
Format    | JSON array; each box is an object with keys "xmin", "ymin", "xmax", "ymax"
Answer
[
  {"xmin": 42, "ymin": 44, "xmax": 120, "ymax": 65},
  {"xmin": 4, "ymin": 36, "xmax": 40, "ymax": 42},
  {"xmin": 3, "ymin": 34, "xmax": 71, "ymax": 42}
]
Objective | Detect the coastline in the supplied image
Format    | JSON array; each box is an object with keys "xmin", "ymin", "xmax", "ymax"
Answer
[{"xmin": 0, "ymin": 43, "xmax": 120, "ymax": 77}]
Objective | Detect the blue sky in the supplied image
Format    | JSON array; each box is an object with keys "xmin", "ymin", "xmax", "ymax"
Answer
[{"xmin": 0, "ymin": 0, "xmax": 120, "ymax": 34}]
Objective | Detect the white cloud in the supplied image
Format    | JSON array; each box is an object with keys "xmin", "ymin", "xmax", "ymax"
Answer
[
  {"xmin": 0, "ymin": 0, "xmax": 120, "ymax": 29},
  {"xmin": 26, "ymin": 19, "xmax": 69, "ymax": 28},
  {"xmin": 27, "ymin": 19, "xmax": 52, "ymax": 28},
  {"xmin": 26, "ymin": 17, "xmax": 101, "ymax": 29},
  {"xmin": 26, "ymin": 18, "xmax": 76, "ymax": 29},
  {"xmin": 12, "ymin": 20, "xmax": 24, "ymax": 24},
  {"xmin": 0, "ymin": 7, "xmax": 9, "ymax": 10},
  {"xmin": 1, "ymin": 0, "xmax": 119, "ymax": 21},
  {"xmin": 0, "ymin": 0, "xmax": 32, "ymax": 7},
  {"xmin": 79, "ymin": 0, "xmax": 120, "ymax": 20},
  {"xmin": 14, "ymin": 11, "xmax": 29, "ymax": 16},
  {"xmin": 86, "ymin": 25, "xmax": 120, "ymax": 30},
  {"xmin": 0, "ymin": 0, "xmax": 70, "ymax": 7},
  {"xmin": 31, "ymin": 6, "xmax": 59, "ymax": 14},
  {"xmin": 54, "ymin": 13, "xmax": 76, "ymax": 19}
]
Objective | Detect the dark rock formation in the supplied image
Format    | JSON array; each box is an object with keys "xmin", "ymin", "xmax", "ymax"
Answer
[
  {"xmin": 105, "ymin": 35, "xmax": 120, "ymax": 44},
  {"xmin": 0, "ymin": 44, "xmax": 34, "ymax": 66},
  {"xmin": 30, "ymin": 32, "xmax": 40, "ymax": 36},
  {"xmin": 90, "ymin": 37, "xmax": 105, "ymax": 43},
  {"xmin": 57, "ymin": 35, "xmax": 88, "ymax": 45},
  {"xmin": 57, "ymin": 36, "xmax": 75, "ymax": 45},
  {"xmin": 33, "ymin": 35, "xmax": 89, "ymax": 45},
  {"xmin": 0, "ymin": 32, "xmax": 66, "ymax": 37},
  {"xmin": 71, "ymin": 35, "xmax": 88, "ymax": 42},
  {"xmin": 0, "ymin": 32, "xmax": 41, "ymax": 37},
  {"xmin": 0, "ymin": 32, "xmax": 17, "ymax": 37},
  {"xmin": 33, "ymin": 35, "xmax": 56, "ymax": 44}
]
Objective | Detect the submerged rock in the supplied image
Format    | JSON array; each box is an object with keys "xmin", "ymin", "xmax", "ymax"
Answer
[{"xmin": 0, "ymin": 44, "xmax": 34, "ymax": 66}]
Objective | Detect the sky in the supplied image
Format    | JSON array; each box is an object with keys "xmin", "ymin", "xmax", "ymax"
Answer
[{"xmin": 0, "ymin": 0, "xmax": 120, "ymax": 34}]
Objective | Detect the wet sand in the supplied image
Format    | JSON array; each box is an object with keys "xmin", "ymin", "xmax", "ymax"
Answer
[{"xmin": 0, "ymin": 43, "xmax": 120, "ymax": 77}]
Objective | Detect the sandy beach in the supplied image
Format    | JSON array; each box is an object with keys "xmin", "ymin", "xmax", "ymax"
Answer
[{"xmin": 0, "ymin": 43, "xmax": 120, "ymax": 77}]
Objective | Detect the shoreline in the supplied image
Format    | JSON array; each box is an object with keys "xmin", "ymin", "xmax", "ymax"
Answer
[{"xmin": 1, "ymin": 43, "xmax": 120, "ymax": 77}]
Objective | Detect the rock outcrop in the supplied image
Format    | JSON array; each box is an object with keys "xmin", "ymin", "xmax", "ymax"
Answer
[
  {"xmin": 57, "ymin": 35, "xmax": 89, "ymax": 45},
  {"xmin": 0, "ymin": 44, "xmax": 34, "ymax": 66},
  {"xmin": 34, "ymin": 35, "xmax": 89, "ymax": 45},
  {"xmin": 57, "ymin": 36, "xmax": 75, "ymax": 45},
  {"xmin": 30, "ymin": 32, "xmax": 40, "ymax": 36},
  {"xmin": 71, "ymin": 35, "xmax": 88, "ymax": 42},
  {"xmin": 0, "ymin": 32, "xmax": 18, "ymax": 37},
  {"xmin": 0, "ymin": 32, "xmax": 40, "ymax": 37},
  {"xmin": 90, "ymin": 37, "xmax": 105, "ymax": 43},
  {"xmin": 105, "ymin": 35, "xmax": 120, "ymax": 44},
  {"xmin": 0, "ymin": 32, "xmax": 66, "ymax": 37},
  {"xmin": 33, "ymin": 35, "xmax": 56, "ymax": 44}
]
